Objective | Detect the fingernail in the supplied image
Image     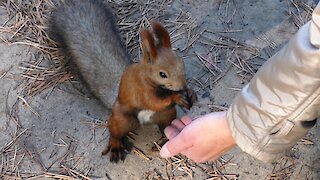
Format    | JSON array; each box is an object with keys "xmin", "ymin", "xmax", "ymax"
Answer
[{"xmin": 160, "ymin": 145, "xmax": 171, "ymax": 158}]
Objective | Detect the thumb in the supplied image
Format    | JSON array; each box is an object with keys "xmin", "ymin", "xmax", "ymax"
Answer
[{"xmin": 160, "ymin": 132, "xmax": 192, "ymax": 158}]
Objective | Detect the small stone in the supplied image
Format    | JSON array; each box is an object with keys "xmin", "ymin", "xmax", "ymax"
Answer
[{"xmin": 202, "ymin": 91, "xmax": 210, "ymax": 98}]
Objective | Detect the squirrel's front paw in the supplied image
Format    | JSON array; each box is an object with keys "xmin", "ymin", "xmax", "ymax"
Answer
[
  {"xmin": 177, "ymin": 88, "xmax": 197, "ymax": 109},
  {"xmin": 102, "ymin": 138, "xmax": 129, "ymax": 163}
]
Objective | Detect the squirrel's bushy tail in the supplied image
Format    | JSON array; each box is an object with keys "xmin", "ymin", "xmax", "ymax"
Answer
[{"xmin": 49, "ymin": 0, "xmax": 131, "ymax": 108}]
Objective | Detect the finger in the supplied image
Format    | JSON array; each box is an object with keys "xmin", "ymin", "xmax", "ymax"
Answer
[
  {"xmin": 180, "ymin": 116, "xmax": 193, "ymax": 126},
  {"xmin": 164, "ymin": 126, "xmax": 180, "ymax": 139},
  {"xmin": 171, "ymin": 119, "xmax": 186, "ymax": 131},
  {"xmin": 160, "ymin": 131, "xmax": 192, "ymax": 158}
]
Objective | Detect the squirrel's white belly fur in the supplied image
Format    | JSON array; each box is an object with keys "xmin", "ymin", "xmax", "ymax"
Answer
[{"xmin": 137, "ymin": 110, "xmax": 155, "ymax": 124}]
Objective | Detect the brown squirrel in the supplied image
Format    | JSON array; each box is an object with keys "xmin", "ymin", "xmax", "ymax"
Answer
[
  {"xmin": 102, "ymin": 22, "xmax": 197, "ymax": 162},
  {"xmin": 49, "ymin": 0, "xmax": 196, "ymax": 163}
]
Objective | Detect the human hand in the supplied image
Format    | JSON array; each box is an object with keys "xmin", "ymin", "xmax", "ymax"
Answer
[{"xmin": 160, "ymin": 111, "xmax": 236, "ymax": 163}]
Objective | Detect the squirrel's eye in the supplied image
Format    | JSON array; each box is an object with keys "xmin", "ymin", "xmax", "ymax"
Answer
[{"xmin": 159, "ymin": 72, "xmax": 168, "ymax": 78}]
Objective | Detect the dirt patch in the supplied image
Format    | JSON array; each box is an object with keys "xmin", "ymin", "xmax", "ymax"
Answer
[{"xmin": 0, "ymin": 0, "xmax": 319, "ymax": 179}]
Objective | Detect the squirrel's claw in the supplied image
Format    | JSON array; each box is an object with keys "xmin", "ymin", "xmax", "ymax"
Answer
[
  {"xmin": 178, "ymin": 88, "xmax": 197, "ymax": 109},
  {"xmin": 102, "ymin": 138, "xmax": 129, "ymax": 163},
  {"xmin": 186, "ymin": 88, "xmax": 197, "ymax": 105}
]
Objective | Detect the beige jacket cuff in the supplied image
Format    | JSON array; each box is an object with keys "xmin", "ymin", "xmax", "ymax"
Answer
[{"xmin": 227, "ymin": 3, "xmax": 320, "ymax": 162}]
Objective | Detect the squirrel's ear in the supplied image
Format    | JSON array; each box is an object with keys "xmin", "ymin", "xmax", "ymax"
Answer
[
  {"xmin": 152, "ymin": 21, "xmax": 171, "ymax": 49},
  {"xmin": 140, "ymin": 28, "xmax": 157, "ymax": 64}
]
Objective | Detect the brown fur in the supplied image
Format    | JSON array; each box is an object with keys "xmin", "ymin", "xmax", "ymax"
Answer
[{"xmin": 102, "ymin": 22, "xmax": 197, "ymax": 162}]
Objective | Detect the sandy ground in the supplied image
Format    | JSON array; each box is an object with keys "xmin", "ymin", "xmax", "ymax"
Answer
[{"xmin": 0, "ymin": 0, "xmax": 319, "ymax": 179}]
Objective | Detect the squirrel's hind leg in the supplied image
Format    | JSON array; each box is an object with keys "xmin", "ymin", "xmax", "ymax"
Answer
[{"xmin": 102, "ymin": 102, "xmax": 139, "ymax": 163}]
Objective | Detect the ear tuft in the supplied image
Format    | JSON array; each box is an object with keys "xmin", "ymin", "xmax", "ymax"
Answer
[
  {"xmin": 140, "ymin": 28, "xmax": 157, "ymax": 63},
  {"xmin": 152, "ymin": 21, "xmax": 171, "ymax": 49}
]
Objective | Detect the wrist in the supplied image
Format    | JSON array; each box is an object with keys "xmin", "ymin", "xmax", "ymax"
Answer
[{"xmin": 221, "ymin": 111, "xmax": 236, "ymax": 147}]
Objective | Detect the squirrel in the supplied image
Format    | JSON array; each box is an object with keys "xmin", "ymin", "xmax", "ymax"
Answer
[
  {"xmin": 103, "ymin": 22, "xmax": 197, "ymax": 162},
  {"xmin": 49, "ymin": 0, "xmax": 197, "ymax": 163}
]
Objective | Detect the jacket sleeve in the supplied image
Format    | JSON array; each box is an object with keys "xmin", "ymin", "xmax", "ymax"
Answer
[{"xmin": 227, "ymin": 3, "xmax": 320, "ymax": 162}]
